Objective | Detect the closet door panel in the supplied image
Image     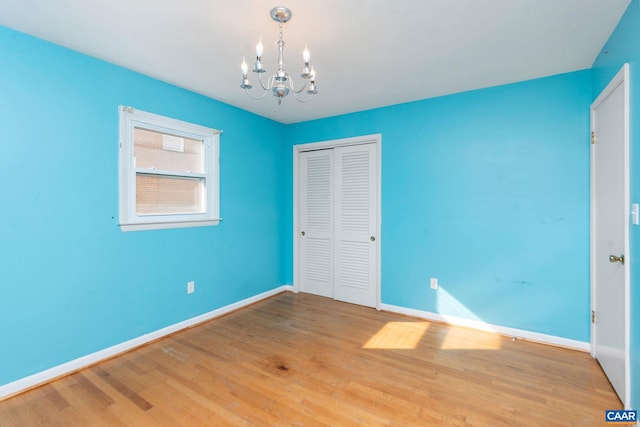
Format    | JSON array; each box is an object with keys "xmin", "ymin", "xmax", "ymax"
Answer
[
  {"xmin": 334, "ymin": 144, "xmax": 378, "ymax": 307},
  {"xmin": 299, "ymin": 150, "xmax": 334, "ymax": 298}
]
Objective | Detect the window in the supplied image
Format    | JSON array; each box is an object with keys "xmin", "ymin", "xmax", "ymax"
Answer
[{"xmin": 119, "ymin": 106, "xmax": 221, "ymax": 231}]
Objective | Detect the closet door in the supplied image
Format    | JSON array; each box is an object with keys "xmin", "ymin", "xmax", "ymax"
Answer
[
  {"xmin": 299, "ymin": 150, "xmax": 334, "ymax": 298},
  {"xmin": 333, "ymin": 144, "xmax": 378, "ymax": 307}
]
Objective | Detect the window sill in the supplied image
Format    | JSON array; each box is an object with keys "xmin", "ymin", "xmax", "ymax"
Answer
[{"xmin": 120, "ymin": 218, "xmax": 222, "ymax": 232}]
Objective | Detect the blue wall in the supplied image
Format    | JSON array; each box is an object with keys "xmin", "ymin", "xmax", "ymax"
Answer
[
  {"xmin": 591, "ymin": 0, "xmax": 640, "ymax": 410},
  {"xmin": 0, "ymin": 26, "xmax": 286, "ymax": 386},
  {"xmin": 285, "ymin": 70, "xmax": 592, "ymax": 342},
  {"xmin": 1, "ymin": 6, "xmax": 628, "ymax": 400}
]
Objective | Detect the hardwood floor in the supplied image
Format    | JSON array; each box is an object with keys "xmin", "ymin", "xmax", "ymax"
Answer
[{"xmin": 0, "ymin": 292, "xmax": 621, "ymax": 426}]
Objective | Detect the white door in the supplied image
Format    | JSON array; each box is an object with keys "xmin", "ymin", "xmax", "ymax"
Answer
[
  {"xmin": 297, "ymin": 135, "xmax": 380, "ymax": 308},
  {"xmin": 591, "ymin": 65, "xmax": 628, "ymax": 404},
  {"xmin": 299, "ymin": 150, "xmax": 334, "ymax": 298},
  {"xmin": 333, "ymin": 144, "xmax": 378, "ymax": 307}
]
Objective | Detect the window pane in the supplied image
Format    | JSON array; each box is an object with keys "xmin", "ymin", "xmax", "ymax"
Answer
[
  {"xmin": 136, "ymin": 174, "xmax": 204, "ymax": 215},
  {"xmin": 134, "ymin": 127, "xmax": 203, "ymax": 173}
]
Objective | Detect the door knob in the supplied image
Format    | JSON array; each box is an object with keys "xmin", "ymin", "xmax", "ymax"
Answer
[
  {"xmin": 301, "ymin": 231, "xmax": 305, "ymax": 236},
  {"xmin": 370, "ymin": 236, "xmax": 375, "ymax": 241},
  {"xmin": 609, "ymin": 254, "xmax": 624, "ymax": 264}
]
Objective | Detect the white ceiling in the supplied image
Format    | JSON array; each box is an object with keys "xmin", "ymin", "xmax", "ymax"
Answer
[{"xmin": 0, "ymin": 0, "xmax": 631, "ymax": 124}]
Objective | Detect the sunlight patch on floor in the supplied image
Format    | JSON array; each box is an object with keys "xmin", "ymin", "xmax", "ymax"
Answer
[
  {"xmin": 437, "ymin": 286, "xmax": 502, "ymax": 350},
  {"xmin": 363, "ymin": 321, "xmax": 430, "ymax": 349},
  {"xmin": 440, "ymin": 330, "xmax": 502, "ymax": 350}
]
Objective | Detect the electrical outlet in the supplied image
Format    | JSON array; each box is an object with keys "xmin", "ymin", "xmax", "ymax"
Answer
[
  {"xmin": 430, "ymin": 278, "xmax": 438, "ymax": 290},
  {"xmin": 187, "ymin": 281, "xmax": 195, "ymax": 294}
]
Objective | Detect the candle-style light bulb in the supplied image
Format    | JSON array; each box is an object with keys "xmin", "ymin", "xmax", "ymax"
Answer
[
  {"xmin": 256, "ymin": 38, "xmax": 264, "ymax": 58},
  {"xmin": 310, "ymin": 66, "xmax": 316, "ymax": 81},
  {"xmin": 241, "ymin": 57, "xmax": 248, "ymax": 76},
  {"xmin": 303, "ymin": 45, "xmax": 310, "ymax": 63}
]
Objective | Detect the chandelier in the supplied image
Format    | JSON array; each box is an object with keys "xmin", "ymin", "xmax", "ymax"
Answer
[{"xmin": 240, "ymin": 6, "xmax": 318, "ymax": 105}]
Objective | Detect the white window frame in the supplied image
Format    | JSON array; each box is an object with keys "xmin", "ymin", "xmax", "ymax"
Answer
[{"xmin": 118, "ymin": 106, "xmax": 221, "ymax": 232}]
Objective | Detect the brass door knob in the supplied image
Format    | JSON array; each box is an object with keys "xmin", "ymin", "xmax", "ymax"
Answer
[{"xmin": 609, "ymin": 254, "xmax": 624, "ymax": 264}]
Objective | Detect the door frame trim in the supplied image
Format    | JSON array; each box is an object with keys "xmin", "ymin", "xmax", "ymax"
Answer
[
  {"xmin": 590, "ymin": 63, "xmax": 630, "ymax": 407},
  {"xmin": 293, "ymin": 134, "xmax": 382, "ymax": 309}
]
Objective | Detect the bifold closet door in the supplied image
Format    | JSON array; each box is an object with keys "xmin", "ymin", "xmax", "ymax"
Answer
[
  {"xmin": 299, "ymin": 150, "xmax": 334, "ymax": 298},
  {"xmin": 333, "ymin": 144, "xmax": 377, "ymax": 308},
  {"xmin": 299, "ymin": 143, "xmax": 378, "ymax": 308}
]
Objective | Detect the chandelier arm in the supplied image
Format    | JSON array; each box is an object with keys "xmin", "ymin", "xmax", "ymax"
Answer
[
  {"xmin": 244, "ymin": 87, "xmax": 270, "ymax": 100},
  {"xmin": 256, "ymin": 72, "xmax": 274, "ymax": 91},
  {"xmin": 291, "ymin": 91, "xmax": 314, "ymax": 103},
  {"xmin": 293, "ymin": 81, "xmax": 309, "ymax": 94},
  {"xmin": 288, "ymin": 76, "xmax": 309, "ymax": 94}
]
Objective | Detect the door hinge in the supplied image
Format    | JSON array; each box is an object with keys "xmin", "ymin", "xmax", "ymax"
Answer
[
  {"xmin": 591, "ymin": 131, "xmax": 596, "ymax": 145},
  {"xmin": 592, "ymin": 310, "xmax": 596, "ymax": 323}
]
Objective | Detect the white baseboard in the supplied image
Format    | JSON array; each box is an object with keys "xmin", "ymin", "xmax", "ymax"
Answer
[
  {"xmin": 0, "ymin": 285, "xmax": 293, "ymax": 401},
  {"xmin": 379, "ymin": 303, "xmax": 590, "ymax": 352}
]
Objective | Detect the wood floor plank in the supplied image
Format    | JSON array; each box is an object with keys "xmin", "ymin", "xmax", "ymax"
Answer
[
  {"xmin": 92, "ymin": 366, "xmax": 153, "ymax": 411},
  {"xmin": 0, "ymin": 292, "xmax": 622, "ymax": 426}
]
